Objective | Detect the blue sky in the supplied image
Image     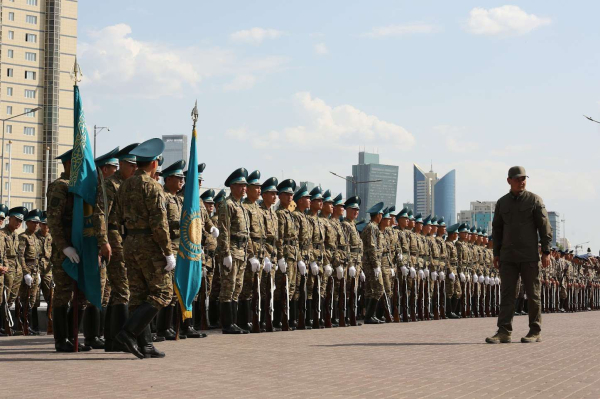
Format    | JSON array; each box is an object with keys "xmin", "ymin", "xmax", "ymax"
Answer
[{"xmin": 79, "ymin": 1, "xmax": 600, "ymax": 252}]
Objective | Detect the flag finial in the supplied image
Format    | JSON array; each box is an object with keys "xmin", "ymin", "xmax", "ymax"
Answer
[
  {"xmin": 191, "ymin": 100, "xmax": 198, "ymax": 128},
  {"xmin": 71, "ymin": 57, "xmax": 82, "ymax": 85}
]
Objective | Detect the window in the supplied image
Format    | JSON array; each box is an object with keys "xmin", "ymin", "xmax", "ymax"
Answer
[
  {"xmin": 24, "ymin": 107, "xmax": 36, "ymax": 117},
  {"xmin": 6, "ymin": 125, "xmax": 12, "ymax": 134},
  {"xmin": 24, "ymin": 89, "xmax": 35, "ymax": 98},
  {"xmin": 25, "ymin": 71, "xmax": 36, "ymax": 80},
  {"xmin": 4, "ymin": 182, "xmax": 8, "ymax": 191},
  {"xmin": 24, "ymin": 145, "xmax": 34, "ymax": 155},
  {"xmin": 8, "ymin": 12, "xmax": 14, "ymax": 21},
  {"xmin": 26, "ymin": 15, "xmax": 37, "ymax": 25},
  {"xmin": 5, "ymin": 163, "xmax": 10, "ymax": 172},
  {"xmin": 23, "ymin": 183, "xmax": 34, "ymax": 193},
  {"xmin": 25, "ymin": 52, "xmax": 36, "ymax": 61},
  {"xmin": 25, "ymin": 33, "xmax": 36, "ymax": 43},
  {"xmin": 6, "ymin": 106, "xmax": 12, "ymax": 115},
  {"xmin": 7, "ymin": 87, "xmax": 13, "ymax": 96},
  {"xmin": 27, "ymin": 0, "xmax": 38, "ymax": 5},
  {"xmin": 23, "ymin": 202, "xmax": 33, "ymax": 210},
  {"xmin": 24, "ymin": 127, "xmax": 35, "ymax": 136},
  {"xmin": 7, "ymin": 49, "xmax": 13, "ymax": 58},
  {"xmin": 7, "ymin": 68, "xmax": 13, "ymax": 77},
  {"xmin": 8, "ymin": 31, "xmax": 14, "ymax": 40},
  {"xmin": 23, "ymin": 164, "xmax": 34, "ymax": 173}
]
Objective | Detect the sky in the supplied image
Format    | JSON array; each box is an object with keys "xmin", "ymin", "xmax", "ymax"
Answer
[{"xmin": 77, "ymin": 1, "xmax": 600, "ymax": 252}]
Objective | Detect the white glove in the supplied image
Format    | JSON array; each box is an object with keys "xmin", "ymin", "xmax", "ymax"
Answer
[
  {"xmin": 223, "ymin": 255, "xmax": 233, "ymax": 271},
  {"xmin": 249, "ymin": 257, "xmax": 260, "ymax": 273},
  {"xmin": 165, "ymin": 254, "xmax": 176, "ymax": 271},
  {"xmin": 409, "ymin": 267, "xmax": 416, "ymax": 278},
  {"xmin": 324, "ymin": 264, "xmax": 333, "ymax": 277},
  {"xmin": 449, "ymin": 272, "xmax": 455, "ymax": 281},
  {"xmin": 401, "ymin": 266, "xmax": 408, "ymax": 276},
  {"xmin": 210, "ymin": 226, "xmax": 219, "ymax": 238},
  {"xmin": 360, "ymin": 271, "xmax": 366, "ymax": 282},
  {"xmin": 478, "ymin": 275, "xmax": 485, "ymax": 284},
  {"xmin": 63, "ymin": 247, "xmax": 80, "ymax": 264},
  {"xmin": 439, "ymin": 271, "xmax": 445, "ymax": 281},
  {"xmin": 36, "ymin": 273, "xmax": 41, "ymax": 285},
  {"xmin": 472, "ymin": 273, "xmax": 478, "ymax": 282},
  {"xmin": 484, "ymin": 276, "xmax": 490, "ymax": 285},
  {"xmin": 309, "ymin": 262, "xmax": 318, "ymax": 276},
  {"xmin": 418, "ymin": 269, "xmax": 424, "ymax": 279},
  {"xmin": 348, "ymin": 266, "xmax": 356, "ymax": 277},
  {"xmin": 336, "ymin": 266, "xmax": 343, "ymax": 279},
  {"xmin": 397, "ymin": 253, "xmax": 403, "ymax": 262},
  {"xmin": 431, "ymin": 271, "xmax": 438, "ymax": 281},
  {"xmin": 495, "ymin": 277, "xmax": 500, "ymax": 285},
  {"xmin": 391, "ymin": 268, "xmax": 396, "ymax": 277},
  {"xmin": 374, "ymin": 267, "xmax": 381, "ymax": 278},
  {"xmin": 459, "ymin": 273, "xmax": 466, "ymax": 282},
  {"xmin": 24, "ymin": 274, "xmax": 33, "ymax": 287},
  {"xmin": 263, "ymin": 259, "xmax": 272, "ymax": 273},
  {"xmin": 424, "ymin": 269, "xmax": 430, "ymax": 278},
  {"xmin": 278, "ymin": 258, "xmax": 287, "ymax": 274},
  {"xmin": 298, "ymin": 261, "xmax": 307, "ymax": 276}
]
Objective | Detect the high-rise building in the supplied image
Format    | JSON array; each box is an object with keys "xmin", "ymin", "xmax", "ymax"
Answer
[
  {"xmin": 0, "ymin": 0, "xmax": 78, "ymax": 209},
  {"xmin": 547, "ymin": 211, "xmax": 561, "ymax": 246},
  {"xmin": 347, "ymin": 151, "xmax": 398, "ymax": 220},
  {"xmin": 162, "ymin": 135, "xmax": 188, "ymax": 169},
  {"xmin": 402, "ymin": 202, "xmax": 414, "ymax": 213},
  {"xmin": 457, "ymin": 201, "xmax": 496, "ymax": 232},
  {"xmin": 413, "ymin": 164, "xmax": 456, "ymax": 224},
  {"xmin": 300, "ymin": 181, "xmax": 317, "ymax": 192}
]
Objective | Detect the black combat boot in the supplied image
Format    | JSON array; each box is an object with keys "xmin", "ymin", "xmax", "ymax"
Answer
[
  {"xmin": 514, "ymin": 298, "xmax": 522, "ymax": 316},
  {"xmin": 104, "ymin": 305, "xmax": 113, "ymax": 351},
  {"xmin": 447, "ymin": 297, "xmax": 459, "ymax": 319},
  {"xmin": 289, "ymin": 300, "xmax": 297, "ymax": 330},
  {"xmin": 30, "ymin": 307, "xmax": 40, "ymax": 335},
  {"xmin": 138, "ymin": 324, "xmax": 165, "ymax": 358},
  {"xmin": 245, "ymin": 300, "xmax": 256, "ymax": 333},
  {"xmin": 319, "ymin": 297, "xmax": 326, "ymax": 327},
  {"xmin": 273, "ymin": 301, "xmax": 282, "ymax": 330},
  {"xmin": 67, "ymin": 306, "xmax": 91, "ymax": 352},
  {"xmin": 237, "ymin": 299, "xmax": 251, "ymax": 332},
  {"xmin": 53, "ymin": 306, "xmax": 73, "ymax": 352},
  {"xmin": 452, "ymin": 297, "xmax": 461, "ymax": 318},
  {"xmin": 181, "ymin": 318, "xmax": 207, "ymax": 338},
  {"xmin": 109, "ymin": 304, "xmax": 129, "ymax": 352},
  {"xmin": 116, "ymin": 302, "xmax": 161, "ymax": 359},
  {"xmin": 522, "ymin": 298, "xmax": 529, "ymax": 315},
  {"xmin": 157, "ymin": 306, "xmax": 176, "ymax": 340},
  {"xmin": 221, "ymin": 302, "xmax": 247, "ymax": 334},
  {"xmin": 332, "ymin": 300, "xmax": 340, "ymax": 327},
  {"xmin": 305, "ymin": 299, "xmax": 313, "ymax": 327},
  {"xmin": 208, "ymin": 300, "xmax": 220, "ymax": 329},
  {"xmin": 83, "ymin": 305, "xmax": 105, "ymax": 349},
  {"xmin": 100, "ymin": 306, "xmax": 107, "ymax": 338},
  {"xmin": 364, "ymin": 299, "xmax": 385, "ymax": 324}
]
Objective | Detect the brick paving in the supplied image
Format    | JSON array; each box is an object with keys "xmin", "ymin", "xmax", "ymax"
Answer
[{"xmin": 2, "ymin": 312, "xmax": 600, "ymax": 399}]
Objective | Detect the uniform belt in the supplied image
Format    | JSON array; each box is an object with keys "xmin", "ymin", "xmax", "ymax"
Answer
[
  {"xmin": 108, "ymin": 224, "xmax": 120, "ymax": 231},
  {"xmin": 6, "ymin": 255, "xmax": 16, "ymax": 259},
  {"xmin": 128, "ymin": 228, "xmax": 152, "ymax": 235},
  {"xmin": 338, "ymin": 245, "xmax": 349, "ymax": 250},
  {"xmin": 350, "ymin": 248, "xmax": 361, "ymax": 253}
]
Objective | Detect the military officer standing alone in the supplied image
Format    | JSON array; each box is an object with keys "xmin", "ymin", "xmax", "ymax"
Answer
[{"xmin": 486, "ymin": 166, "xmax": 552, "ymax": 344}]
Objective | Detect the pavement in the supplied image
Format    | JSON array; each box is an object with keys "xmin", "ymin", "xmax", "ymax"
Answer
[{"xmin": 2, "ymin": 311, "xmax": 600, "ymax": 399}]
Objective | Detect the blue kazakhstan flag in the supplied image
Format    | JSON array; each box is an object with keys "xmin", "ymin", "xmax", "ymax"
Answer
[
  {"xmin": 174, "ymin": 103, "xmax": 203, "ymax": 320},
  {"xmin": 63, "ymin": 84, "xmax": 102, "ymax": 309}
]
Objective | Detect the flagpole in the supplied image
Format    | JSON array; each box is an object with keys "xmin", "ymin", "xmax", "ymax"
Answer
[{"xmin": 71, "ymin": 58, "xmax": 82, "ymax": 353}]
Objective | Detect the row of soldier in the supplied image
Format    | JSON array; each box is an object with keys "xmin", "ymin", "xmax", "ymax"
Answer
[{"xmin": 2, "ymin": 138, "xmax": 599, "ymax": 359}]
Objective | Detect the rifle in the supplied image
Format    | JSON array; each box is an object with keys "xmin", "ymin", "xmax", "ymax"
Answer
[
  {"xmin": 312, "ymin": 273, "xmax": 321, "ymax": 329},
  {"xmin": 281, "ymin": 274, "xmax": 290, "ymax": 331},
  {"xmin": 466, "ymin": 272, "xmax": 472, "ymax": 317},
  {"xmin": 417, "ymin": 270, "xmax": 425, "ymax": 321},
  {"xmin": 338, "ymin": 275, "xmax": 347, "ymax": 327},
  {"xmin": 15, "ymin": 294, "xmax": 23, "ymax": 334},
  {"xmin": 432, "ymin": 274, "xmax": 440, "ymax": 320},
  {"xmin": 3, "ymin": 288, "xmax": 13, "ymax": 336},
  {"xmin": 297, "ymin": 273, "xmax": 307, "ymax": 330},
  {"xmin": 479, "ymin": 276, "xmax": 485, "ymax": 317},
  {"xmin": 199, "ymin": 272, "xmax": 210, "ymax": 331},
  {"xmin": 23, "ymin": 286, "xmax": 30, "ymax": 336},
  {"xmin": 46, "ymin": 282, "xmax": 54, "ymax": 334},
  {"xmin": 265, "ymin": 270, "xmax": 274, "ymax": 332},
  {"xmin": 251, "ymin": 271, "xmax": 261, "ymax": 333},
  {"xmin": 460, "ymin": 275, "xmax": 467, "ymax": 318},
  {"xmin": 401, "ymin": 272, "xmax": 409, "ymax": 323},
  {"xmin": 324, "ymin": 275, "xmax": 333, "ymax": 328},
  {"xmin": 485, "ymin": 280, "xmax": 491, "ymax": 317},
  {"xmin": 349, "ymin": 273, "xmax": 358, "ymax": 326},
  {"xmin": 392, "ymin": 274, "xmax": 400, "ymax": 322},
  {"xmin": 440, "ymin": 274, "xmax": 446, "ymax": 319}
]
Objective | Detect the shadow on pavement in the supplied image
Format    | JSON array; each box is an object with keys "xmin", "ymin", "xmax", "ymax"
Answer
[
  {"xmin": 314, "ymin": 342, "xmax": 486, "ymax": 347},
  {"xmin": 0, "ymin": 357, "xmax": 135, "ymax": 362}
]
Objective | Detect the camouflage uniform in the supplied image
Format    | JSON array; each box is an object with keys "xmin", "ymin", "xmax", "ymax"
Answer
[
  {"xmin": 17, "ymin": 230, "xmax": 41, "ymax": 308},
  {"xmin": 275, "ymin": 207, "xmax": 299, "ymax": 302},
  {"xmin": 380, "ymin": 228, "xmax": 394, "ymax": 297},
  {"xmin": 93, "ymin": 170, "xmax": 128, "ymax": 305},
  {"xmin": 320, "ymin": 215, "xmax": 339, "ymax": 297},
  {"xmin": 164, "ymin": 190, "xmax": 183, "ymax": 306},
  {"xmin": 201, "ymin": 205, "xmax": 218, "ymax": 298},
  {"xmin": 117, "ymin": 169, "xmax": 173, "ymax": 311},
  {"xmin": 260, "ymin": 203, "xmax": 278, "ymax": 299},
  {"xmin": 330, "ymin": 217, "xmax": 348, "ymax": 301},
  {"xmin": 217, "ymin": 195, "xmax": 250, "ymax": 303},
  {"xmin": 361, "ymin": 221, "xmax": 384, "ymax": 300},
  {"xmin": 35, "ymin": 230, "xmax": 53, "ymax": 308},
  {"xmin": 208, "ymin": 213, "xmax": 221, "ymax": 301},
  {"xmin": 407, "ymin": 230, "xmax": 420, "ymax": 297},
  {"xmin": 342, "ymin": 219, "xmax": 363, "ymax": 292},
  {"xmin": 240, "ymin": 199, "xmax": 266, "ymax": 301},
  {"xmin": 445, "ymin": 238, "xmax": 461, "ymax": 299},
  {"xmin": 0, "ymin": 226, "xmax": 21, "ymax": 307}
]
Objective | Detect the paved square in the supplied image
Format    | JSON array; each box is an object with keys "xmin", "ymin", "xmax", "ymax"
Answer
[{"xmin": 2, "ymin": 312, "xmax": 599, "ymax": 399}]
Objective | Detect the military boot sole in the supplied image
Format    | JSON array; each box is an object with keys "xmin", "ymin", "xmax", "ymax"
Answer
[
  {"xmin": 116, "ymin": 331, "xmax": 144, "ymax": 359},
  {"xmin": 364, "ymin": 317, "xmax": 385, "ymax": 324},
  {"xmin": 521, "ymin": 335, "xmax": 542, "ymax": 343},
  {"xmin": 485, "ymin": 336, "xmax": 511, "ymax": 344}
]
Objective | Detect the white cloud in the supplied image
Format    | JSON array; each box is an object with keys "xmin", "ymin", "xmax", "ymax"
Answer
[
  {"xmin": 223, "ymin": 74, "xmax": 257, "ymax": 91},
  {"xmin": 490, "ymin": 144, "xmax": 532, "ymax": 157},
  {"xmin": 361, "ymin": 23, "xmax": 438, "ymax": 38},
  {"xmin": 466, "ymin": 6, "xmax": 551, "ymax": 36},
  {"xmin": 434, "ymin": 125, "xmax": 479, "ymax": 153},
  {"xmin": 78, "ymin": 24, "xmax": 289, "ymax": 98},
  {"xmin": 314, "ymin": 43, "xmax": 328, "ymax": 55},
  {"xmin": 230, "ymin": 28, "xmax": 284, "ymax": 45},
  {"xmin": 225, "ymin": 127, "xmax": 249, "ymax": 140}
]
